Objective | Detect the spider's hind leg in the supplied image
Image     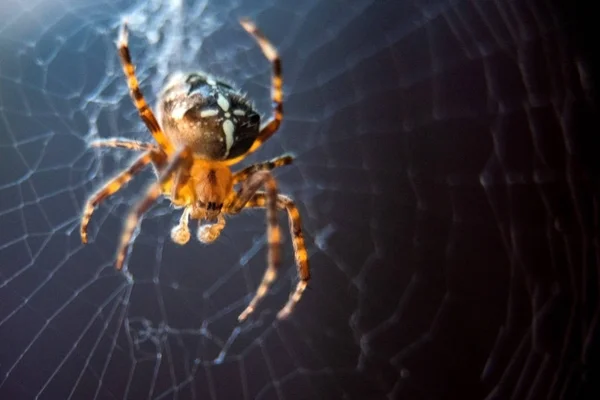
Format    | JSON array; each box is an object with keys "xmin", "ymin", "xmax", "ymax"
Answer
[
  {"xmin": 225, "ymin": 170, "xmax": 281, "ymax": 321},
  {"xmin": 244, "ymin": 193, "xmax": 309, "ymax": 320}
]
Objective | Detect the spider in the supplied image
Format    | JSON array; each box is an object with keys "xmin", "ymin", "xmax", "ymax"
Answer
[{"xmin": 80, "ymin": 18, "xmax": 309, "ymax": 321}]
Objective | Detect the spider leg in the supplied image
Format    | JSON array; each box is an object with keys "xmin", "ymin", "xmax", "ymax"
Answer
[
  {"xmin": 245, "ymin": 192, "xmax": 309, "ymax": 319},
  {"xmin": 232, "ymin": 154, "xmax": 294, "ymax": 185},
  {"xmin": 80, "ymin": 149, "xmax": 163, "ymax": 244},
  {"xmin": 90, "ymin": 138, "xmax": 158, "ymax": 152},
  {"xmin": 118, "ymin": 22, "xmax": 174, "ymax": 154},
  {"xmin": 226, "ymin": 19, "xmax": 283, "ymax": 166},
  {"xmin": 224, "ymin": 171, "xmax": 281, "ymax": 321},
  {"xmin": 115, "ymin": 147, "xmax": 191, "ymax": 270}
]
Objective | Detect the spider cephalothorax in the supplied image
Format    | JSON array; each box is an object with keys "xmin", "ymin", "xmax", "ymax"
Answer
[{"xmin": 80, "ymin": 19, "xmax": 309, "ymax": 321}]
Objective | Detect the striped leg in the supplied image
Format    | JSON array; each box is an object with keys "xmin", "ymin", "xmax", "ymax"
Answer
[
  {"xmin": 118, "ymin": 23, "xmax": 174, "ymax": 154},
  {"xmin": 115, "ymin": 147, "xmax": 191, "ymax": 270},
  {"xmin": 90, "ymin": 138, "xmax": 157, "ymax": 152},
  {"xmin": 224, "ymin": 171, "xmax": 281, "ymax": 321},
  {"xmin": 245, "ymin": 193, "xmax": 309, "ymax": 319},
  {"xmin": 226, "ymin": 19, "xmax": 283, "ymax": 166},
  {"xmin": 232, "ymin": 154, "xmax": 294, "ymax": 185},
  {"xmin": 80, "ymin": 150, "xmax": 159, "ymax": 244}
]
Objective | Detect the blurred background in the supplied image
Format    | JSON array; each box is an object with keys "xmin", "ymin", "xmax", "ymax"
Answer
[{"xmin": 0, "ymin": 0, "xmax": 598, "ymax": 399}]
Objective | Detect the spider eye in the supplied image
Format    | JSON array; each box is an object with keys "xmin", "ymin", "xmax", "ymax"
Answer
[{"xmin": 197, "ymin": 200, "xmax": 206, "ymax": 208}]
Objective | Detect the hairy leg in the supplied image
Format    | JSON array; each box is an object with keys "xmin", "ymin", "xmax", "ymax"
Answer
[
  {"xmin": 118, "ymin": 23, "xmax": 174, "ymax": 154},
  {"xmin": 90, "ymin": 138, "xmax": 157, "ymax": 152},
  {"xmin": 226, "ymin": 19, "xmax": 283, "ymax": 166},
  {"xmin": 80, "ymin": 149, "xmax": 161, "ymax": 243},
  {"xmin": 115, "ymin": 147, "xmax": 191, "ymax": 270},
  {"xmin": 224, "ymin": 171, "xmax": 281, "ymax": 321},
  {"xmin": 245, "ymin": 192, "xmax": 309, "ymax": 319},
  {"xmin": 232, "ymin": 154, "xmax": 293, "ymax": 185}
]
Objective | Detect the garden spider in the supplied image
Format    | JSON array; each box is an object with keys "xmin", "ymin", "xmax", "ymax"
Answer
[{"xmin": 80, "ymin": 19, "xmax": 309, "ymax": 321}]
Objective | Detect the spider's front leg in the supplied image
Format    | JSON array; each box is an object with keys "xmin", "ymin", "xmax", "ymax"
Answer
[
  {"xmin": 80, "ymin": 149, "xmax": 164, "ymax": 243},
  {"xmin": 115, "ymin": 147, "xmax": 191, "ymax": 270},
  {"xmin": 117, "ymin": 22, "xmax": 174, "ymax": 154},
  {"xmin": 224, "ymin": 170, "xmax": 281, "ymax": 321}
]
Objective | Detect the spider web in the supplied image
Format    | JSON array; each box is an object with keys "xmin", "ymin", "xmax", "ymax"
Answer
[{"xmin": 1, "ymin": 0, "xmax": 598, "ymax": 399}]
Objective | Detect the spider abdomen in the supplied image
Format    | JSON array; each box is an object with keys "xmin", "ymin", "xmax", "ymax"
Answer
[{"xmin": 157, "ymin": 72, "xmax": 261, "ymax": 160}]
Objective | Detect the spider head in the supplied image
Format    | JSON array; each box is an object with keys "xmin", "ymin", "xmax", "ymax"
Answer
[{"xmin": 158, "ymin": 72, "xmax": 261, "ymax": 161}]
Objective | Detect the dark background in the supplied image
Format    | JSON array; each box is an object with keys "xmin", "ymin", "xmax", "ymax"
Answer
[{"xmin": 0, "ymin": 0, "xmax": 598, "ymax": 399}]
